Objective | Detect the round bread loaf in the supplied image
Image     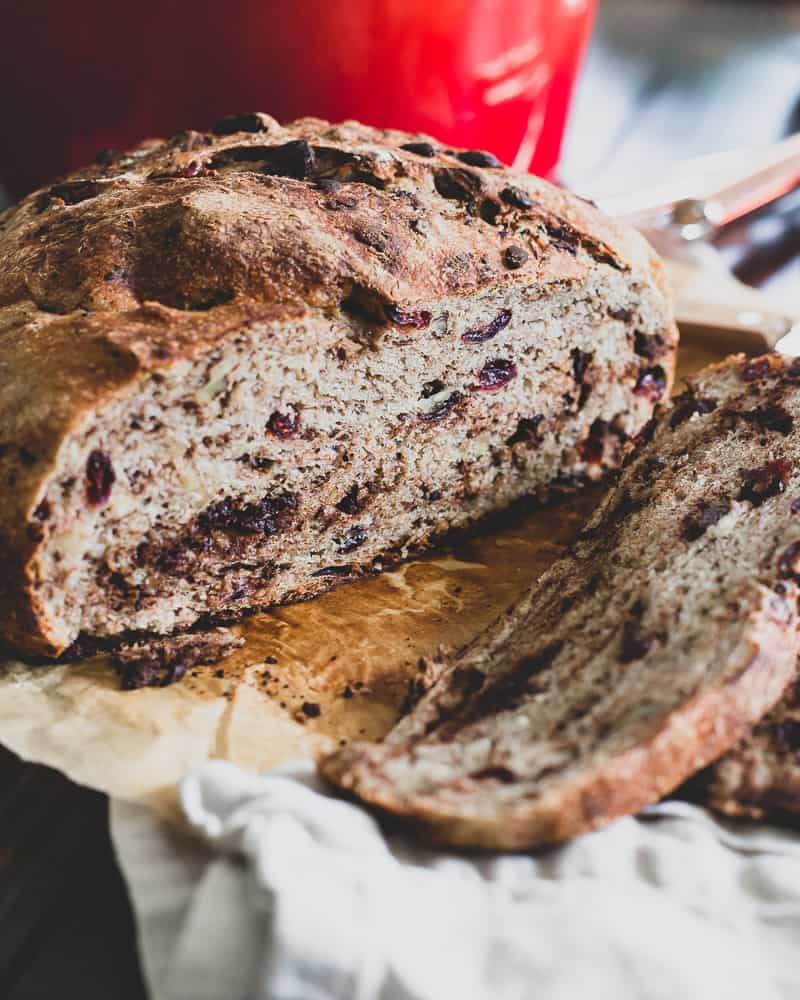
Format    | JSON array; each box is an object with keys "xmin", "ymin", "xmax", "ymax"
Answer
[{"xmin": 0, "ymin": 114, "xmax": 676, "ymax": 655}]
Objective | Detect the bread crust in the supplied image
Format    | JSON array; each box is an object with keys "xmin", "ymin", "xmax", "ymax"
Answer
[{"xmin": 0, "ymin": 115, "xmax": 675, "ymax": 655}]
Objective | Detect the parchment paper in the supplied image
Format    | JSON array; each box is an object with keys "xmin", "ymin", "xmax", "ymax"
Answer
[{"xmin": 0, "ymin": 337, "xmax": 730, "ymax": 820}]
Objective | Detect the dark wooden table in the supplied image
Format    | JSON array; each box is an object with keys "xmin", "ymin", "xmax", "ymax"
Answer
[{"xmin": 0, "ymin": 748, "xmax": 147, "ymax": 999}]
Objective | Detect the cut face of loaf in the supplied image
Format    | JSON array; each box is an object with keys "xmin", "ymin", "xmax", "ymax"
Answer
[
  {"xmin": 319, "ymin": 353, "xmax": 800, "ymax": 850},
  {"xmin": 0, "ymin": 114, "xmax": 676, "ymax": 655}
]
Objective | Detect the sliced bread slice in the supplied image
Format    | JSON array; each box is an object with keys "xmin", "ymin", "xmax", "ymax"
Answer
[
  {"xmin": 319, "ymin": 353, "xmax": 800, "ymax": 849},
  {"xmin": 704, "ymin": 677, "xmax": 800, "ymax": 825}
]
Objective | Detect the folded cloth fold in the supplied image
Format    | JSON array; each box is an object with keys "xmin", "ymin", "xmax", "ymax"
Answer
[{"xmin": 111, "ymin": 759, "xmax": 800, "ymax": 1000}]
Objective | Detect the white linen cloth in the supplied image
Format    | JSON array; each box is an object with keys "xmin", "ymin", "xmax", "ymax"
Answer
[{"xmin": 111, "ymin": 759, "xmax": 800, "ymax": 1000}]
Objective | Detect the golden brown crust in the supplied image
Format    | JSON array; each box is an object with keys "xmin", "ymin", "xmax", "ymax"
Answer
[{"xmin": 0, "ymin": 114, "xmax": 673, "ymax": 655}]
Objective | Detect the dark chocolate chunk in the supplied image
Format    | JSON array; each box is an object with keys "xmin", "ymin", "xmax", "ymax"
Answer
[
  {"xmin": 337, "ymin": 526, "xmax": 367, "ymax": 553},
  {"xmin": 470, "ymin": 766, "xmax": 516, "ymax": 783},
  {"xmin": 212, "ymin": 112, "xmax": 271, "ymax": 135},
  {"xmin": 608, "ymin": 306, "xmax": 634, "ymax": 322},
  {"xmin": 505, "ymin": 415, "xmax": 544, "ymax": 447},
  {"xmin": 571, "ymin": 348, "xmax": 592, "ymax": 382},
  {"xmin": 619, "ymin": 615, "xmax": 654, "ymax": 663},
  {"xmin": 311, "ymin": 565, "xmax": 352, "ymax": 578},
  {"xmin": 456, "ymin": 149, "xmax": 502, "ymax": 168},
  {"xmin": 738, "ymin": 459, "xmax": 792, "ymax": 507},
  {"xmin": 198, "ymin": 491, "xmax": 297, "ymax": 535},
  {"xmin": 775, "ymin": 720, "xmax": 800, "ymax": 753},
  {"xmin": 736, "ymin": 404, "xmax": 794, "ymax": 436},
  {"xmin": 503, "ymin": 245, "xmax": 529, "ymax": 269},
  {"xmin": 38, "ymin": 179, "xmax": 100, "ymax": 211},
  {"xmin": 113, "ymin": 630, "xmax": 241, "ymax": 691},
  {"xmin": 670, "ymin": 394, "xmax": 717, "ymax": 429},
  {"xmin": 500, "ymin": 186, "xmax": 533, "ymax": 210},
  {"xmin": 400, "ymin": 141, "xmax": 436, "ymax": 157},
  {"xmin": 95, "ymin": 148, "xmax": 122, "ymax": 165},
  {"xmin": 336, "ymin": 485, "xmax": 364, "ymax": 515},
  {"xmin": 433, "ymin": 167, "xmax": 484, "ymax": 201}
]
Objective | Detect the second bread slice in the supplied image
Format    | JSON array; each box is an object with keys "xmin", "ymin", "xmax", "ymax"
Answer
[{"xmin": 320, "ymin": 353, "xmax": 800, "ymax": 849}]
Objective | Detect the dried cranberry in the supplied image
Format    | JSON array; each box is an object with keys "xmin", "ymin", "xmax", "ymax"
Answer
[
  {"xmin": 266, "ymin": 411, "xmax": 299, "ymax": 439},
  {"xmin": 400, "ymin": 141, "xmax": 436, "ymax": 157},
  {"xmin": 739, "ymin": 459, "xmax": 792, "ymax": 506},
  {"xmin": 476, "ymin": 359, "xmax": 517, "ymax": 391},
  {"xmin": 337, "ymin": 526, "xmax": 367, "ymax": 553},
  {"xmin": 385, "ymin": 305, "xmax": 432, "ymax": 329},
  {"xmin": 778, "ymin": 541, "xmax": 800, "ymax": 581},
  {"xmin": 500, "ymin": 186, "xmax": 533, "ymax": 210},
  {"xmin": 683, "ymin": 500, "xmax": 730, "ymax": 541},
  {"xmin": 505, "ymin": 415, "xmax": 544, "ymax": 447},
  {"xmin": 503, "ymin": 245, "xmax": 529, "ymax": 269},
  {"xmin": 421, "ymin": 391, "xmax": 464, "ymax": 422},
  {"xmin": 461, "ymin": 309, "xmax": 512, "ymax": 344},
  {"xmin": 670, "ymin": 394, "xmax": 717, "ymax": 428},
  {"xmin": 33, "ymin": 498, "xmax": 51, "ymax": 521},
  {"xmin": 86, "ymin": 450, "xmax": 115, "ymax": 506},
  {"xmin": 737, "ymin": 404, "xmax": 794, "ymax": 435},
  {"xmin": 740, "ymin": 356, "xmax": 774, "ymax": 382},
  {"xmin": 433, "ymin": 167, "xmax": 484, "ymax": 201},
  {"xmin": 212, "ymin": 112, "xmax": 271, "ymax": 135},
  {"xmin": 634, "ymin": 366, "xmax": 667, "ymax": 402}
]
